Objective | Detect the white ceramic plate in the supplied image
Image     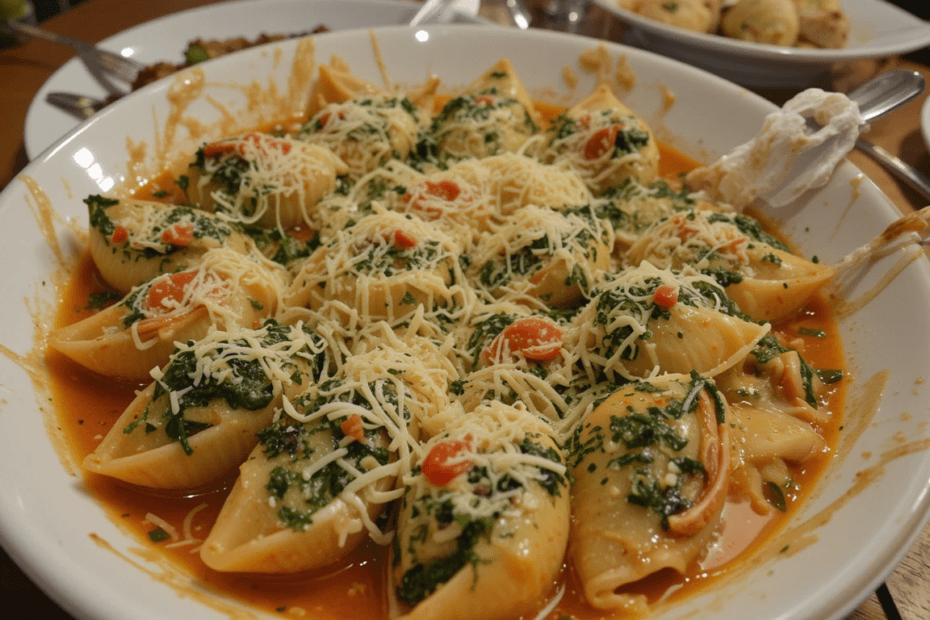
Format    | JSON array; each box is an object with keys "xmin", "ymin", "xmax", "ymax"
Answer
[
  {"xmin": 592, "ymin": 0, "xmax": 930, "ymax": 88},
  {"xmin": 23, "ymin": 0, "xmax": 484, "ymax": 160},
  {"xmin": 3, "ymin": 24, "xmax": 930, "ymax": 620}
]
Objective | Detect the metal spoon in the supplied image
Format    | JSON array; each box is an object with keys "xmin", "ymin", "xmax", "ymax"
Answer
[{"xmin": 846, "ymin": 70, "xmax": 930, "ymax": 202}]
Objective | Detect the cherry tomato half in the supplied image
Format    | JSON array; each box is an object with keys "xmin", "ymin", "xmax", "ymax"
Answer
[
  {"xmin": 422, "ymin": 439, "xmax": 473, "ymax": 487},
  {"xmin": 483, "ymin": 317, "xmax": 564, "ymax": 365}
]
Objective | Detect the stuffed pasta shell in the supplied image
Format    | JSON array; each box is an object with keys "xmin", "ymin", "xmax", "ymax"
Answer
[
  {"xmin": 572, "ymin": 262, "xmax": 769, "ymax": 381},
  {"xmin": 297, "ymin": 94, "xmax": 424, "ymax": 180},
  {"xmin": 596, "ymin": 179, "xmax": 711, "ymax": 252},
  {"xmin": 454, "ymin": 303, "xmax": 575, "ymax": 422},
  {"xmin": 286, "ymin": 207, "xmax": 468, "ymax": 324},
  {"xmin": 469, "ymin": 204, "xmax": 612, "ymax": 308},
  {"xmin": 539, "ymin": 84, "xmax": 659, "ymax": 195},
  {"xmin": 568, "ymin": 373, "xmax": 729, "ymax": 614},
  {"xmin": 83, "ymin": 320, "xmax": 330, "ymax": 489},
  {"xmin": 391, "ymin": 401, "xmax": 569, "ymax": 620},
  {"xmin": 626, "ymin": 210, "xmax": 835, "ymax": 322},
  {"xmin": 383, "ymin": 168, "xmax": 497, "ymax": 243},
  {"xmin": 86, "ymin": 195, "xmax": 250, "ymax": 294},
  {"xmin": 447, "ymin": 153, "xmax": 594, "ymax": 218},
  {"xmin": 49, "ymin": 248, "xmax": 284, "ymax": 382},
  {"xmin": 187, "ymin": 132, "xmax": 347, "ymax": 229},
  {"xmin": 423, "ymin": 59, "xmax": 539, "ymax": 166},
  {"xmin": 201, "ymin": 338, "xmax": 438, "ymax": 572}
]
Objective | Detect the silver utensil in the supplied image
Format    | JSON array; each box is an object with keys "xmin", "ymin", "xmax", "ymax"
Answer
[
  {"xmin": 46, "ymin": 92, "xmax": 108, "ymax": 119},
  {"xmin": 505, "ymin": 0, "xmax": 532, "ymax": 29},
  {"xmin": 854, "ymin": 138, "xmax": 930, "ymax": 203},
  {"xmin": 3, "ymin": 19, "xmax": 142, "ymax": 83},
  {"xmin": 846, "ymin": 70, "xmax": 930, "ymax": 203},
  {"xmin": 408, "ymin": 0, "xmax": 462, "ymax": 26}
]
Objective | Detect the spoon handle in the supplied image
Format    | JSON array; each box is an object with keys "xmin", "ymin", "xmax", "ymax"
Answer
[{"xmin": 855, "ymin": 138, "xmax": 930, "ymax": 204}]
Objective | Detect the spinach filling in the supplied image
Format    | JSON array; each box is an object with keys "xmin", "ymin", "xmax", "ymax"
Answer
[
  {"xmin": 571, "ymin": 374, "xmax": 724, "ymax": 529},
  {"xmin": 257, "ymin": 379, "xmax": 400, "ymax": 530},
  {"xmin": 397, "ymin": 436, "xmax": 565, "ymax": 605},
  {"xmin": 123, "ymin": 320, "xmax": 324, "ymax": 455},
  {"xmin": 86, "ymin": 194, "xmax": 236, "ymax": 255}
]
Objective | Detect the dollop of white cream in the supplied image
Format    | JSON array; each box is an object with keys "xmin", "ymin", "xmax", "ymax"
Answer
[{"xmin": 686, "ymin": 88, "xmax": 864, "ymax": 208}]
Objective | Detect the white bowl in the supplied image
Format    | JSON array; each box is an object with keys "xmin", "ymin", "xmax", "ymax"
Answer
[
  {"xmin": 2, "ymin": 24, "xmax": 930, "ymax": 620},
  {"xmin": 23, "ymin": 0, "xmax": 486, "ymax": 159},
  {"xmin": 592, "ymin": 0, "xmax": 930, "ymax": 88}
]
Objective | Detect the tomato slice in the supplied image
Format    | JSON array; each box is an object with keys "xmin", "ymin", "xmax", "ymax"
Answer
[
  {"xmin": 404, "ymin": 180, "xmax": 462, "ymax": 219},
  {"xmin": 422, "ymin": 439, "xmax": 473, "ymax": 487},
  {"xmin": 653, "ymin": 284, "xmax": 679, "ymax": 308},
  {"xmin": 340, "ymin": 414, "xmax": 366, "ymax": 443},
  {"xmin": 483, "ymin": 317, "xmax": 564, "ymax": 365},
  {"xmin": 201, "ymin": 132, "xmax": 291, "ymax": 159},
  {"xmin": 584, "ymin": 124, "xmax": 623, "ymax": 160},
  {"xmin": 146, "ymin": 270, "xmax": 198, "ymax": 312},
  {"xmin": 110, "ymin": 224, "xmax": 129, "ymax": 244},
  {"xmin": 161, "ymin": 224, "xmax": 194, "ymax": 247}
]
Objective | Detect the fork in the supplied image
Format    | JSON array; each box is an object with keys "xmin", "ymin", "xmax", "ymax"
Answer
[{"xmin": 3, "ymin": 19, "xmax": 142, "ymax": 83}]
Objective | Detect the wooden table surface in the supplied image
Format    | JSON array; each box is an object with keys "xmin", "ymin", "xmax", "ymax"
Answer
[{"xmin": 0, "ymin": 1, "xmax": 928, "ymax": 619}]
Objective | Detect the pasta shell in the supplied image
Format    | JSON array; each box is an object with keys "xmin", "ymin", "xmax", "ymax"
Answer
[
  {"xmin": 391, "ymin": 402, "xmax": 569, "ymax": 620},
  {"xmin": 298, "ymin": 94, "xmax": 424, "ymax": 180},
  {"xmin": 468, "ymin": 204, "xmax": 612, "ymax": 308},
  {"xmin": 202, "ymin": 340, "xmax": 438, "ymax": 572},
  {"xmin": 49, "ymin": 249, "xmax": 282, "ymax": 382},
  {"xmin": 308, "ymin": 64, "xmax": 387, "ymax": 114},
  {"xmin": 285, "ymin": 208, "xmax": 466, "ymax": 323},
  {"xmin": 429, "ymin": 60, "xmax": 539, "ymax": 164},
  {"xmin": 82, "ymin": 321, "xmax": 328, "ymax": 489},
  {"xmin": 539, "ymin": 83, "xmax": 659, "ymax": 194},
  {"xmin": 200, "ymin": 417, "xmax": 394, "ymax": 573},
  {"xmin": 569, "ymin": 374, "xmax": 729, "ymax": 613},
  {"xmin": 627, "ymin": 210, "xmax": 834, "ymax": 322},
  {"xmin": 86, "ymin": 196, "xmax": 250, "ymax": 294},
  {"xmin": 573, "ymin": 263, "xmax": 769, "ymax": 381},
  {"xmin": 187, "ymin": 132, "xmax": 347, "ymax": 229}
]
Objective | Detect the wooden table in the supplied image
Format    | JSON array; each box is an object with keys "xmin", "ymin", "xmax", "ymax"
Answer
[{"xmin": 0, "ymin": 1, "xmax": 928, "ymax": 619}]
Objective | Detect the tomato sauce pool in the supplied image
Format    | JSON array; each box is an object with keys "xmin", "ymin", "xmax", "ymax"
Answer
[{"xmin": 46, "ymin": 128, "xmax": 846, "ymax": 619}]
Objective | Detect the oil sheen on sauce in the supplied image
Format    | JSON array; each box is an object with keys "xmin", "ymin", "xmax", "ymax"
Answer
[{"xmin": 46, "ymin": 138, "xmax": 846, "ymax": 620}]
